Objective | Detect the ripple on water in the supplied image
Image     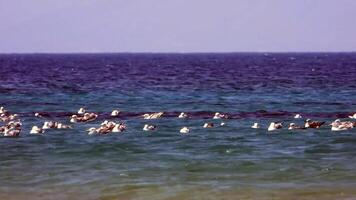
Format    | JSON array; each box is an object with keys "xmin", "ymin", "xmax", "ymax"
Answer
[{"xmin": 1, "ymin": 53, "xmax": 356, "ymax": 198}]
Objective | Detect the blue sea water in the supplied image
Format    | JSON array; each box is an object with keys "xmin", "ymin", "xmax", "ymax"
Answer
[{"xmin": 0, "ymin": 53, "xmax": 356, "ymax": 199}]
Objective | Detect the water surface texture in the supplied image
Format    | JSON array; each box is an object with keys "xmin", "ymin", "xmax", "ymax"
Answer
[{"xmin": 0, "ymin": 53, "xmax": 356, "ymax": 199}]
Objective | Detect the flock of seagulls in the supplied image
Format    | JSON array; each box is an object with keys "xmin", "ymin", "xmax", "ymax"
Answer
[
  {"xmin": 0, "ymin": 106, "xmax": 356, "ymax": 137},
  {"xmin": 86, "ymin": 120, "xmax": 126, "ymax": 135},
  {"xmin": 266, "ymin": 114, "xmax": 355, "ymax": 131},
  {"xmin": 0, "ymin": 107, "xmax": 22, "ymax": 136}
]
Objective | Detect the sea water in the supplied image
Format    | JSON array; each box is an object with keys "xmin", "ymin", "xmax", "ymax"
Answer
[{"xmin": 0, "ymin": 53, "xmax": 356, "ymax": 199}]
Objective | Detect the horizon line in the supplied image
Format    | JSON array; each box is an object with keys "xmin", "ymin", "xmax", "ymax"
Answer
[{"xmin": 1, "ymin": 51, "xmax": 356, "ymax": 55}]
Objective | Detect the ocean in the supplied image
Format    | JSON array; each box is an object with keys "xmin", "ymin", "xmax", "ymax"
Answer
[{"xmin": 0, "ymin": 53, "xmax": 356, "ymax": 199}]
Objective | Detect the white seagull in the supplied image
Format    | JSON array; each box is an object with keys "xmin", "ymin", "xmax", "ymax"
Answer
[
  {"xmin": 111, "ymin": 110, "xmax": 120, "ymax": 117},
  {"xmin": 178, "ymin": 112, "xmax": 188, "ymax": 119},
  {"xmin": 251, "ymin": 123, "xmax": 260, "ymax": 129},
  {"xmin": 78, "ymin": 107, "xmax": 86, "ymax": 115},
  {"xmin": 30, "ymin": 126, "xmax": 44, "ymax": 134},
  {"xmin": 268, "ymin": 122, "xmax": 283, "ymax": 131},
  {"xmin": 349, "ymin": 113, "xmax": 356, "ymax": 119},
  {"xmin": 180, "ymin": 127, "xmax": 190, "ymax": 134},
  {"xmin": 294, "ymin": 114, "xmax": 302, "ymax": 119},
  {"xmin": 143, "ymin": 124, "xmax": 156, "ymax": 131}
]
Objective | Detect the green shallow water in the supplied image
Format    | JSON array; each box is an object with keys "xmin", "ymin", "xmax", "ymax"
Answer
[
  {"xmin": 1, "ymin": 124, "xmax": 356, "ymax": 199},
  {"xmin": 1, "ymin": 185, "xmax": 356, "ymax": 200}
]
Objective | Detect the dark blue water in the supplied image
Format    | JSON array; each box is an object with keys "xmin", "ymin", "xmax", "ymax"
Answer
[{"xmin": 0, "ymin": 53, "xmax": 356, "ymax": 199}]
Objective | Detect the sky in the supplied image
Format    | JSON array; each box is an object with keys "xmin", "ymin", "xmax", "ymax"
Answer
[{"xmin": 0, "ymin": 0, "xmax": 356, "ymax": 53}]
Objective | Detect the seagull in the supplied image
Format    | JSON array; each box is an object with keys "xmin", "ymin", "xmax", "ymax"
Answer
[
  {"xmin": 4, "ymin": 128, "xmax": 21, "ymax": 137},
  {"xmin": 30, "ymin": 126, "xmax": 44, "ymax": 134},
  {"xmin": 288, "ymin": 123, "xmax": 306, "ymax": 130},
  {"xmin": 178, "ymin": 112, "xmax": 188, "ymax": 119},
  {"xmin": 101, "ymin": 120, "xmax": 109, "ymax": 126},
  {"xmin": 251, "ymin": 123, "xmax": 260, "ymax": 129},
  {"xmin": 0, "ymin": 114, "xmax": 18, "ymax": 122},
  {"xmin": 180, "ymin": 127, "xmax": 190, "ymax": 134},
  {"xmin": 112, "ymin": 123, "xmax": 126, "ymax": 133},
  {"xmin": 349, "ymin": 113, "xmax": 356, "ymax": 119},
  {"xmin": 213, "ymin": 112, "xmax": 227, "ymax": 119},
  {"xmin": 78, "ymin": 107, "xmax": 86, "ymax": 115},
  {"xmin": 0, "ymin": 106, "xmax": 7, "ymax": 114},
  {"xmin": 42, "ymin": 121, "xmax": 58, "ymax": 130},
  {"xmin": 81, "ymin": 113, "xmax": 98, "ymax": 122},
  {"xmin": 143, "ymin": 124, "xmax": 156, "ymax": 131},
  {"xmin": 98, "ymin": 128, "xmax": 111, "ymax": 134},
  {"xmin": 142, "ymin": 112, "xmax": 164, "ymax": 119},
  {"xmin": 87, "ymin": 127, "xmax": 98, "ymax": 135},
  {"xmin": 70, "ymin": 115, "xmax": 79, "ymax": 123},
  {"xmin": 294, "ymin": 114, "xmax": 302, "ymax": 119},
  {"xmin": 111, "ymin": 110, "xmax": 120, "ymax": 117},
  {"xmin": 305, "ymin": 119, "xmax": 325, "ymax": 128},
  {"xmin": 106, "ymin": 121, "xmax": 116, "ymax": 129},
  {"xmin": 3, "ymin": 121, "xmax": 21, "ymax": 137},
  {"xmin": 34, "ymin": 112, "xmax": 43, "ymax": 118},
  {"xmin": 268, "ymin": 122, "xmax": 283, "ymax": 131},
  {"xmin": 331, "ymin": 119, "xmax": 354, "ymax": 131},
  {"xmin": 42, "ymin": 121, "xmax": 51, "ymax": 130},
  {"xmin": 70, "ymin": 115, "xmax": 83, "ymax": 123},
  {"xmin": 203, "ymin": 122, "xmax": 214, "ymax": 128},
  {"xmin": 57, "ymin": 123, "xmax": 72, "ymax": 129},
  {"xmin": 330, "ymin": 119, "xmax": 342, "ymax": 127}
]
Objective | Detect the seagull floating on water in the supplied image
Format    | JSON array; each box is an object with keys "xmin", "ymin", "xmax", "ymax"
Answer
[
  {"xmin": 251, "ymin": 123, "xmax": 260, "ymax": 129},
  {"xmin": 87, "ymin": 121, "xmax": 126, "ymax": 135},
  {"xmin": 180, "ymin": 127, "xmax": 190, "ymax": 134},
  {"xmin": 30, "ymin": 126, "xmax": 44, "ymax": 134},
  {"xmin": 203, "ymin": 122, "xmax": 214, "ymax": 128},
  {"xmin": 42, "ymin": 121, "xmax": 55, "ymax": 130},
  {"xmin": 34, "ymin": 112, "xmax": 43, "ymax": 118},
  {"xmin": 305, "ymin": 119, "xmax": 325, "ymax": 128},
  {"xmin": 78, "ymin": 107, "xmax": 86, "ymax": 115},
  {"xmin": 268, "ymin": 122, "xmax": 283, "ymax": 131},
  {"xmin": 57, "ymin": 123, "xmax": 72, "ymax": 129},
  {"xmin": 142, "ymin": 112, "xmax": 164, "ymax": 119},
  {"xmin": 0, "ymin": 106, "xmax": 7, "ymax": 114},
  {"xmin": 349, "ymin": 113, "xmax": 356, "ymax": 119},
  {"xmin": 178, "ymin": 112, "xmax": 188, "ymax": 119},
  {"xmin": 111, "ymin": 110, "xmax": 120, "ymax": 117},
  {"xmin": 42, "ymin": 121, "xmax": 72, "ymax": 130},
  {"xmin": 330, "ymin": 119, "xmax": 354, "ymax": 131},
  {"xmin": 4, "ymin": 128, "xmax": 21, "ymax": 137},
  {"xmin": 101, "ymin": 120, "xmax": 109, "ymax": 126},
  {"xmin": 71, "ymin": 113, "xmax": 98, "ymax": 123},
  {"xmin": 213, "ymin": 112, "xmax": 227, "ymax": 119},
  {"xmin": 87, "ymin": 127, "xmax": 98, "ymax": 135},
  {"xmin": 294, "ymin": 114, "xmax": 302, "ymax": 119},
  {"xmin": 70, "ymin": 115, "xmax": 79, "ymax": 123},
  {"xmin": 1, "ymin": 114, "xmax": 17, "ymax": 122},
  {"xmin": 143, "ymin": 124, "xmax": 156, "ymax": 131},
  {"xmin": 112, "ymin": 123, "xmax": 126, "ymax": 133},
  {"xmin": 288, "ymin": 123, "xmax": 306, "ymax": 130},
  {"xmin": 82, "ymin": 113, "xmax": 98, "ymax": 122}
]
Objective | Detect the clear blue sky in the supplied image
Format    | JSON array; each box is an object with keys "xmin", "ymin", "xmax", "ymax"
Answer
[{"xmin": 0, "ymin": 0, "xmax": 355, "ymax": 53}]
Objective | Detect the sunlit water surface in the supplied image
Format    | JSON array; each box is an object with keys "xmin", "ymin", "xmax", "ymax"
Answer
[{"xmin": 0, "ymin": 53, "xmax": 356, "ymax": 199}]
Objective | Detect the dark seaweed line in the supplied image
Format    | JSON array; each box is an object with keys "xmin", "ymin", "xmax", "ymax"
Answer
[{"xmin": 11, "ymin": 111, "xmax": 355, "ymax": 119}]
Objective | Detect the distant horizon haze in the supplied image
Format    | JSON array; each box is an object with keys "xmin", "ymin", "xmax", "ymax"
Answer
[
  {"xmin": 1, "ymin": 51, "xmax": 356, "ymax": 55},
  {"xmin": 1, "ymin": 0, "xmax": 356, "ymax": 53}
]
